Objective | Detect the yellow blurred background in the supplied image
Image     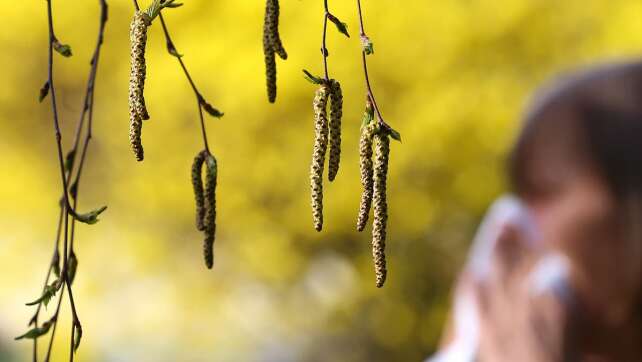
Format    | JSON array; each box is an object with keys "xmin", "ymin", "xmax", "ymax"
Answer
[{"xmin": 1, "ymin": 1, "xmax": 642, "ymax": 361}]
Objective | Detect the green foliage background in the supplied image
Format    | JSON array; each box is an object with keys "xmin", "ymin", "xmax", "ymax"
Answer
[{"xmin": 1, "ymin": 1, "xmax": 642, "ymax": 361}]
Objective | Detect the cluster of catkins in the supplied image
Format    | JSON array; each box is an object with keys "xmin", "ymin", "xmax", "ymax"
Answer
[
  {"xmin": 129, "ymin": 11, "xmax": 152, "ymax": 162},
  {"xmin": 310, "ymin": 79, "xmax": 343, "ymax": 231},
  {"xmin": 192, "ymin": 150, "xmax": 218, "ymax": 268},
  {"xmin": 262, "ymin": 0, "xmax": 287, "ymax": 103},
  {"xmin": 357, "ymin": 98, "xmax": 391, "ymax": 288},
  {"xmin": 128, "ymin": 2, "xmax": 221, "ymax": 270}
]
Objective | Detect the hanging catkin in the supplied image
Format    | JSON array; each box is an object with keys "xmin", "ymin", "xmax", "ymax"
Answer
[
  {"xmin": 263, "ymin": 0, "xmax": 287, "ymax": 103},
  {"xmin": 267, "ymin": 0, "xmax": 287, "ymax": 60},
  {"xmin": 310, "ymin": 84, "xmax": 330, "ymax": 231},
  {"xmin": 357, "ymin": 106, "xmax": 377, "ymax": 232},
  {"xmin": 203, "ymin": 154, "xmax": 218, "ymax": 269},
  {"xmin": 327, "ymin": 79, "xmax": 343, "ymax": 182},
  {"xmin": 128, "ymin": 11, "xmax": 151, "ymax": 161},
  {"xmin": 191, "ymin": 150, "xmax": 207, "ymax": 231},
  {"xmin": 263, "ymin": 28, "xmax": 277, "ymax": 103},
  {"xmin": 372, "ymin": 130, "xmax": 390, "ymax": 288}
]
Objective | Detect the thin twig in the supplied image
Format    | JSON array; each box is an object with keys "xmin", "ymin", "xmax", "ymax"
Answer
[
  {"xmin": 356, "ymin": 0, "xmax": 392, "ymax": 131},
  {"xmin": 29, "ymin": 207, "xmax": 62, "ymax": 362},
  {"xmin": 44, "ymin": 2, "xmax": 82, "ymax": 356},
  {"xmin": 158, "ymin": 11, "xmax": 212, "ymax": 154},
  {"xmin": 322, "ymin": 0, "xmax": 330, "ymax": 81},
  {"xmin": 35, "ymin": 1, "xmax": 108, "ymax": 360}
]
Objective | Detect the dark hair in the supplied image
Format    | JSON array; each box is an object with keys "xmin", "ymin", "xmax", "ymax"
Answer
[
  {"xmin": 510, "ymin": 60, "xmax": 642, "ymax": 199},
  {"xmin": 508, "ymin": 58, "xmax": 642, "ymax": 320}
]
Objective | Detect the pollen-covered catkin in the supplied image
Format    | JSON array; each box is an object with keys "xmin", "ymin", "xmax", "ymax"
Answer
[
  {"xmin": 327, "ymin": 79, "xmax": 343, "ymax": 182},
  {"xmin": 357, "ymin": 119, "xmax": 378, "ymax": 232},
  {"xmin": 310, "ymin": 84, "xmax": 330, "ymax": 231},
  {"xmin": 372, "ymin": 131, "xmax": 390, "ymax": 288},
  {"xmin": 128, "ymin": 11, "xmax": 151, "ymax": 161},
  {"xmin": 129, "ymin": 107, "xmax": 144, "ymax": 161},
  {"xmin": 267, "ymin": 0, "xmax": 287, "ymax": 60},
  {"xmin": 129, "ymin": 11, "xmax": 151, "ymax": 121},
  {"xmin": 203, "ymin": 154, "xmax": 218, "ymax": 269},
  {"xmin": 191, "ymin": 150, "xmax": 208, "ymax": 231}
]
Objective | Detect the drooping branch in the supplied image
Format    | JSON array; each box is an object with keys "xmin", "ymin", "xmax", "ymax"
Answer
[{"xmin": 21, "ymin": 2, "xmax": 109, "ymax": 361}]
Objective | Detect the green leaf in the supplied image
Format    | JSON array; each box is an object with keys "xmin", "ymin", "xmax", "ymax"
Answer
[
  {"xmin": 74, "ymin": 206, "xmax": 108, "ymax": 225},
  {"xmin": 327, "ymin": 14, "xmax": 350, "ymax": 38},
  {"xmin": 388, "ymin": 127, "xmax": 402, "ymax": 142},
  {"xmin": 163, "ymin": 1, "xmax": 183, "ymax": 9},
  {"xmin": 15, "ymin": 318, "xmax": 55, "ymax": 340},
  {"xmin": 53, "ymin": 39, "xmax": 72, "ymax": 57},
  {"xmin": 73, "ymin": 323, "xmax": 83, "ymax": 352},
  {"xmin": 39, "ymin": 81, "xmax": 50, "ymax": 102},
  {"xmin": 67, "ymin": 252, "xmax": 78, "ymax": 285},
  {"xmin": 302, "ymin": 69, "xmax": 323, "ymax": 85},
  {"xmin": 200, "ymin": 97, "xmax": 224, "ymax": 118},
  {"xmin": 362, "ymin": 99, "xmax": 375, "ymax": 127},
  {"xmin": 147, "ymin": 0, "xmax": 183, "ymax": 20},
  {"xmin": 26, "ymin": 279, "xmax": 62, "ymax": 307},
  {"xmin": 360, "ymin": 35, "xmax": 374, "ymax": 55}
]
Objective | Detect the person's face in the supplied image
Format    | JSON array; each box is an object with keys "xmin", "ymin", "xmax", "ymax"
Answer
[
  {"xmin": 520, "ymin": 124, "xmax": 616, "ymax": 251},
  {"xmin": 518, "ymin": 124, "xmax": 638, "ymax": 323}
]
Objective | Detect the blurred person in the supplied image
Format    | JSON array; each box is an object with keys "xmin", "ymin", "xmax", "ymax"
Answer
[{"xmin": 430, "ymin": 60, "xmax": 642, "ymax": 361}]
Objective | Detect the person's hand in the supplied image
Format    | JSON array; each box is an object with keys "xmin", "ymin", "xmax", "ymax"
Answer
[{"xmin": 472, "ymin": 223, "xmax": 572, "ymax": 362}]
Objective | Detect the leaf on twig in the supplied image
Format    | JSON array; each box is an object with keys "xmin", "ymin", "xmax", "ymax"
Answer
[
  {"xmin": 147, "ymin": 0, "xmax": 183, "ymax": 21},
  {"xmin": 25, "ymin": 279, "xmax": 62, "ymax": 307},
  {"xmin": 53, "ymin": 39, "xmax": 72, "ymax": 57},
  {"xmin": 327, "ymin": 14, "xmax": 350, "ymax": 38},
  {"xmin": 74, "ymin": 206, "xmax": 108, "ymax": 225},
  {"xmin": 200, "ymin": 97, "xmax": 224, "ymax": 118},
  {"xmin": 302, "ymin": 69, "xmax": 323, "ymax": 85},
  {"xmin": 387, "ymin": 127, "xmax": 402, "ymax": 142},
  {"xmin": 15, "ymin": 317, "xmax": 56, "ymax": 340}
]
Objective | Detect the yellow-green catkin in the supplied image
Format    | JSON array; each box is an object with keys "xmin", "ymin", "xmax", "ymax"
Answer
[
  {"xmin": 310, "ymin": 84, "xmax": 330, "ymax": 231},
  {"xmin": 372, "ymin": 130, "xmax": 390, "ymax": 288},
  {"xmin": 203, "ymin": 154, "xmax": 218, "ymax": 269},
  {"xmin": 327, "ymin": 79, "xmax": 343, "ymax": 182},
  {"xmin": 357, "ymin": 114, "xmax": 378, "ymax": 232},
  {"xmin": 129, "ymin": 11, "xmax": 151, "ymax": 161},
  {"xmin": 191, "ymin": 150, "xmax": 208, "ymax": 231}
]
